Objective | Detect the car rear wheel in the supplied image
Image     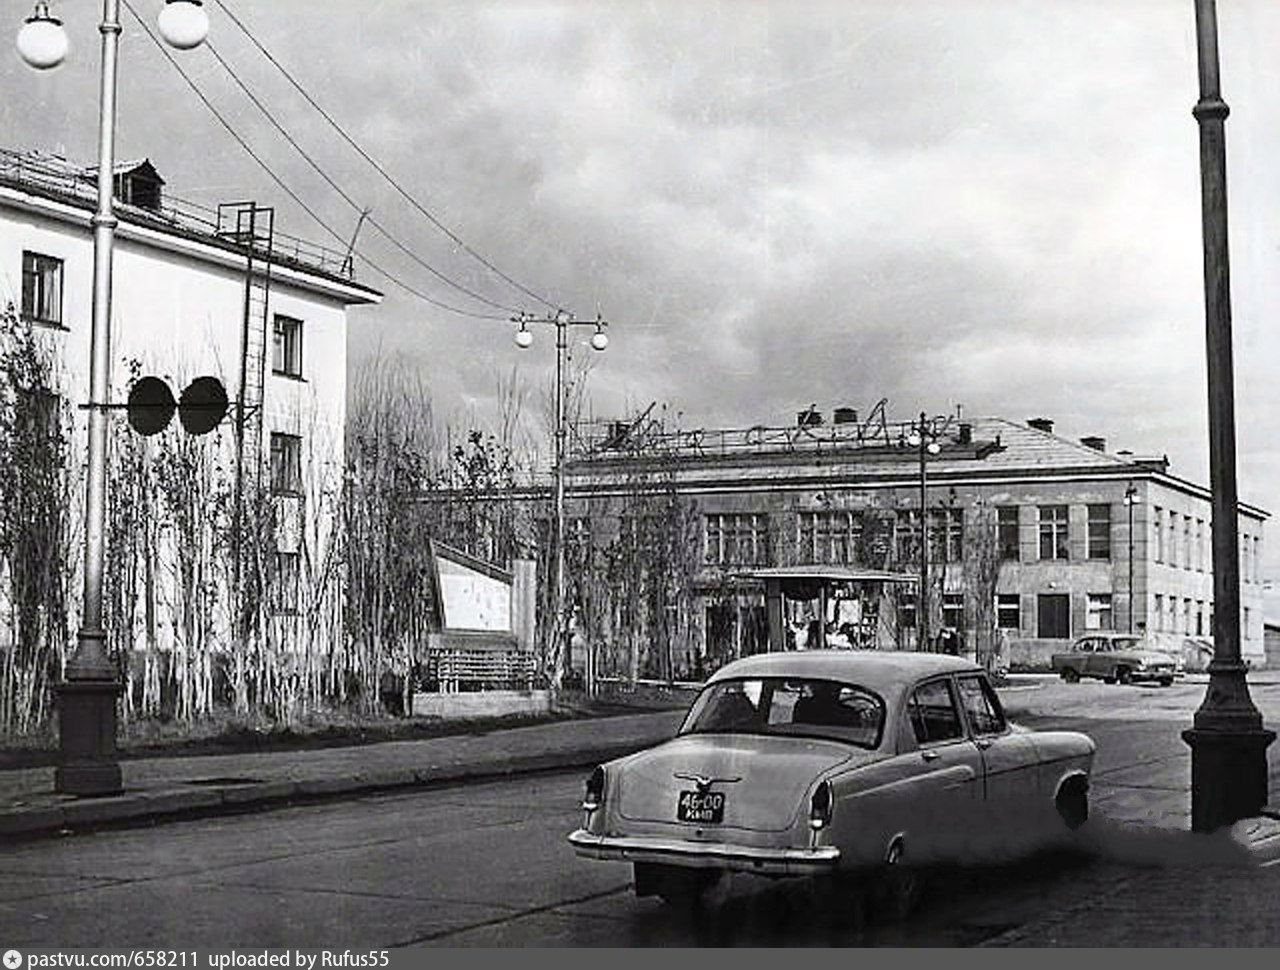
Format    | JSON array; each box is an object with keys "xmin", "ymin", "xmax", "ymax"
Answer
[
  {"xmin": 1115, "ymin": 667, "xmax": 1132, "ymax": 685},
  {"xmin": 1158, "ymin": 676, "xmax": 1174, "ymax": 688},
  {"xmin": 1060, "ymin": 668, "xmax": 1080, "ymax": 683}
]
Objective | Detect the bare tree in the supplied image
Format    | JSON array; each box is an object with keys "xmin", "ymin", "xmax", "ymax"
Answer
[{"xmin": 0, "ymin": 305, "xmax": 73, "ymax": 736}]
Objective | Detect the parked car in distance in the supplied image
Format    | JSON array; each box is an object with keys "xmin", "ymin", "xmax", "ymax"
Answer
[
  {"xmin": 1051, "ymin": 632, "xmax": 1181, "ymax": 686},
  {"xmin": 568, "ymin": 652, "xmax": 1095, "ymax": 917}
]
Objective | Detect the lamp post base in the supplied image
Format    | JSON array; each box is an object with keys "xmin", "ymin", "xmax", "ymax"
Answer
[
  {"xmin": 1182, "ymin": 726, "xmax": 1275, "ymax": 832},
  {"xmin": 55, "ymin": 678, "xmax": 123, "ymax": 796},
  {"xmin": 1182, "ymin": 663, "xmax": 1274, "ymax": 832}
]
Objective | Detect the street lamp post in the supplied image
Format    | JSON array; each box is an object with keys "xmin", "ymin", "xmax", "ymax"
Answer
[
  {"xmin": 906, "ymin": 412, "xmax": 940, "ymax": 652},
  {"xmin": 16, "ymin": 0, "xmax": 209, "ymax": 795},
  {"xmin": 1123, "ymin": 483, "xmax": 1140, "ymax": 633},
  {"xmin": 514, "ymin": 311, "xmax": 609, "ymax": 692},
  {"xmin": 1180, "ymin": 0, "xmax": 1274, "ymax": 831}
]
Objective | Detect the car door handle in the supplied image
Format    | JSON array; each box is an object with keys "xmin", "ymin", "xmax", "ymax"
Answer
[
  {"xmin": 920, "ymin": 750, "xmax": 940, "ymax": 762},
  {"xmin": 975, "ymin": 739, "xmax": 993, "ymax": 750}
]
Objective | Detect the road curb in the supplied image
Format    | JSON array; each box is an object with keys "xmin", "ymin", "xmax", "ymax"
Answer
[{"xmin": 0, "ymin": 739, "xmax": 661, "ymax": 842}]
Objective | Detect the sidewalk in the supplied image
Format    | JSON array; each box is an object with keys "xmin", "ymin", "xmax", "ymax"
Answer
[{"xmin": 0, "ymin": 708, "xmax": 685, "ymax": 838}]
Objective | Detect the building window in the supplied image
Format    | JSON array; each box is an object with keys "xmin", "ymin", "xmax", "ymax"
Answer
[
  {"xmin": 895, "ymin": 509, "xmax": 922, "ymax": 564},
  {"xmin": 900, "ymin": 596, "xmax": 917, "ymax": 629},
  {"xmin": 996, "ymin": 594, "xmax": 1021, "ymax": 630},
  {"xmin": 1153, "ymin": 507, "xmax": 1164, "ymax": 563},
  {"xmin": 1195, "ymin": 600, "xmax": 1205, "ymax": 637},
  {"xmin": 942, "ymin": 592, "xmax": 964, "ymax": 631},
  {"xmin": 1037, "ymin": 593, "xmax": 1070, "ymax": 639},
  {"xmin": 1086, "ymin": 504, "xmax": 1111, "ymax": 560},
  {"xmin": 1154, "ymin": 594, "xmax": 1164, "ymax": 632},
  {"xmin": 1244, "ymin": 607, "xmax": 1252, "ymax": 639},
  {"xmin": 797, "ymin": 510, "xmax": 860, "ymax": 564},
  {"xmin": 273, "ymin": 551, "xmax": 300, "ymax": 614},
  {"xmin": 1183, "ymin": 515, "xmax": 1192, "ymax": 570},
  {"xmin": 705, "ymin": 513, "xmax": 769, "ymax": 565},
  {"xmin": 1182, "ymin": 597, "xmax": 1192, "ymax": 634},
  {"xmin": 270, "ymin": 432, "xmax": 302, "ymax": 494},
  {"xmin": 1038, "ymin": 505, "xmax": 1069, "ymax": 560},
  {"xmin": 272, "ymin": 315, "xmax": 303, "ymax": 377},
  {"xmin": 997, "ymin": 506, "xmax": 1020, "ymax": 561},
  {"xmin": 1196, "ymin": 519, "xmax": 1205, "ymax": 572},
  {"xmin": 937, "ymin": 508, "xmax": 964, "ymax": 562},
  {"xmin": 1085, "ymin": 593, "xmax": 1113, "ymax": 631},
  {"xmin": 21, "ymin": 251, "xmax": 64, "ymax": 327}
]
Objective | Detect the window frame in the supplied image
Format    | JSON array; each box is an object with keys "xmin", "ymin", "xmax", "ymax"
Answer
[
  {"xmin": 996, "ymin": 593, "xmax": 1021, "ymax": 630},
  {"xmin": 1085, "ymin": 593, "xmax": 1114, "ymax": 631},
  {"xmin": 21, "ymin": 250, "xmax": 65, "ymax": 328},
  {"xmin": 1038, "ymin": 505, "xmax": 1069, "ymax": 560},
  {"xmin": 705, "ymin": 512, "xmax": 770, "ymax": 565},
  {"xmin": 272, "ymin": 314, "xmax": 304, "ymax": 378},
  {"xmin": 955, "ymin": 673, "xmax": 1007, "ymax": 737},
  {"xmin": 1086, "ymin": 503, "xmax": 1111, "ymax": 560},
  {"xmin": 997, "ymin": 506, "xmax": 1020, "ymax": 561},
  {"xmin": 906, "ymin": 676, "xmax": 965, "ymax": 747},
  {"xmin": 269, "ymin": 432, "xmax": 303, "ymax": 495}
]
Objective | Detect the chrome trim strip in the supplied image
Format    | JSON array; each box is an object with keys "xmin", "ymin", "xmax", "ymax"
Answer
[{"xmin": 567, "ymin": 829, "xmax": 840, "ymax": 874}]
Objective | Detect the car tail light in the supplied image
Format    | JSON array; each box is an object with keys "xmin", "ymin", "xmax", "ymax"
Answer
[
  {"xmin": 809, "ymin": 780, "xmax": 833, "ymax": 830},
  {"xmin": 582, "ymin": 765, "xmax": 605, "ymax": 811}
]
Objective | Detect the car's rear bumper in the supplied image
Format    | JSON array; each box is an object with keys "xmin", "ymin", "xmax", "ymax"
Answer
[{"xmin": 567, "ymin": 829, "xmax": 841, "ymax": 875}]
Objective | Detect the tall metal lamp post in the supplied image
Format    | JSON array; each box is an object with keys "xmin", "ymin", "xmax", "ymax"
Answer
[
  {"xmin": 906, "ymin": 412, "xmax": 940, "ymax": 652},
  {"xmin": 16, "ymin": 0, "xmax": 210, "ymax": 795},
  {"xmin": 1123, "ymin": 483, "xmax": 1140, "ymax": 633},
  {"xmin": 513, "ymin": 311, "xmax": 609, "ymax": 690},
  {"xmin": 1180, "ymin": 0, "xmax": 1274, "ymax": 831}
]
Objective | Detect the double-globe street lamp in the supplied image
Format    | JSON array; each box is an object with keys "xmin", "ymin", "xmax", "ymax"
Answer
[
  {"xmin": 16, "ymin": 0, "xmax": 210, "ymax": 795},
  {"xmin": 1182, "ymin": 0, "xmax": 1274, "ymax": 831},
  {"xmin": 513, "ymin": 311, "xmax": 608, "ymax": 691},
  {"xmin": 906, "ymin": 412, "xmax": 941, "ymax": 652}
]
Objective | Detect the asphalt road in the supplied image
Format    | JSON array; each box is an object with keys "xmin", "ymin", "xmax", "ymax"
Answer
[{"xmin": 0, "ymin": 711, "xmax": 1217, "ymax": 948}]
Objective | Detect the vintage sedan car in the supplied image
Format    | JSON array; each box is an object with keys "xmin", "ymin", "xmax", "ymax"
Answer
[
  {"xmin": 568, "ymin": 652, "xmax": 1095, "ymax": 913},
  {"xmin": 1051, "ymin": 632, "xmax": 1181, "ymax": 686}
]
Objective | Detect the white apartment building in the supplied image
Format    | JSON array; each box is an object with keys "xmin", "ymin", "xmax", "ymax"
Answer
[{"xmin": 0, "ymin": 148, "xmax": 380, "ymax": 667}]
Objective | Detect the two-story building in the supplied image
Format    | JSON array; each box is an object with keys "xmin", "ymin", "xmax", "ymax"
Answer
[
  {"xmin": 562, "ymin": 408, "xmax": 1268, "ymax": 673},
  {"xmin": 0, "ymin": 147, "xmax": 380, "ymax": 686}
]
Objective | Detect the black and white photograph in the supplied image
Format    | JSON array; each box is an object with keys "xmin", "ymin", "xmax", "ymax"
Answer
[{"xmin": 1, "ymin": 0, "xmax": 1279, "ymax": 950}]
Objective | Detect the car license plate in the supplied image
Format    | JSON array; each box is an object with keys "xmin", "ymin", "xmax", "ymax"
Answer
[{"xmin": 677, "ymin": 790, "xmax": 725, "ymax": 824}]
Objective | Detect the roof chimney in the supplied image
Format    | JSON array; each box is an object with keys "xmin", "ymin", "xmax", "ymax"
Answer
[
  {"xmin": 1027, "ymin": 417, "xmax": 1054, "ymax": 434},
  {"xmin": 958, "ymin": 423, "xmax": 973, "ymax": 445},
  {"xmin": 1080, "ymin": 436, "xmax": 1106, "ymax": 452}
]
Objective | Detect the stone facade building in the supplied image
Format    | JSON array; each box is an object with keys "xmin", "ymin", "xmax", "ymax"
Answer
[{"xmin": 563, "ymin": 409, "xmax": 1268, "ymax": 673}]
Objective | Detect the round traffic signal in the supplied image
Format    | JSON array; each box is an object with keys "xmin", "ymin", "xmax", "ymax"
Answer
[{"xmin": 126, "ymin": 376, "xmax": 176, "ymax": 436}]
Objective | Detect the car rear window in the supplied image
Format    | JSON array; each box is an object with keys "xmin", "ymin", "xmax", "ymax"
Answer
[{"xmin": 679, "ymin": 677, "xmax": 885, "ymax": 749}]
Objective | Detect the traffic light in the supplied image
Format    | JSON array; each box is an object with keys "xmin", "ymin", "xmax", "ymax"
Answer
[{"xmin": 127, "ymin": 375, "xmax": 228, "ymax": 436}]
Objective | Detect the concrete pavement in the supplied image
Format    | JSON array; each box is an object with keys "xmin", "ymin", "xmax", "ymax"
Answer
[{"xmin": 2, "ymin": 687, "xmax": 1280, "ymax": 946}]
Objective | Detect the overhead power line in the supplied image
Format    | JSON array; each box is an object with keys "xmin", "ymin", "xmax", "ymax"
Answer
[
  {"xmin": 121, "ymin": 0, "xmax": 511, "ymax": 320},
  {"xmin": 212, "ymin": 0, "xmax": 562, "ymax": 314},
  {"xmin": 200, "ymin": 34, "xmax": 519, "ymax": 314}
]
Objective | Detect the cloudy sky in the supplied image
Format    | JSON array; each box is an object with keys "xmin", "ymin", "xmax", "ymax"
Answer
[{"xmin": 4, "ymin": 0, "xmax": 1279, "ymax": 581}]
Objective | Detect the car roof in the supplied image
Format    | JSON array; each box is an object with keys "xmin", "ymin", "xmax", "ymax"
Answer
[{"xmin": 706, "ymin": 650, "xmax": 982, "ymax": 693}]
